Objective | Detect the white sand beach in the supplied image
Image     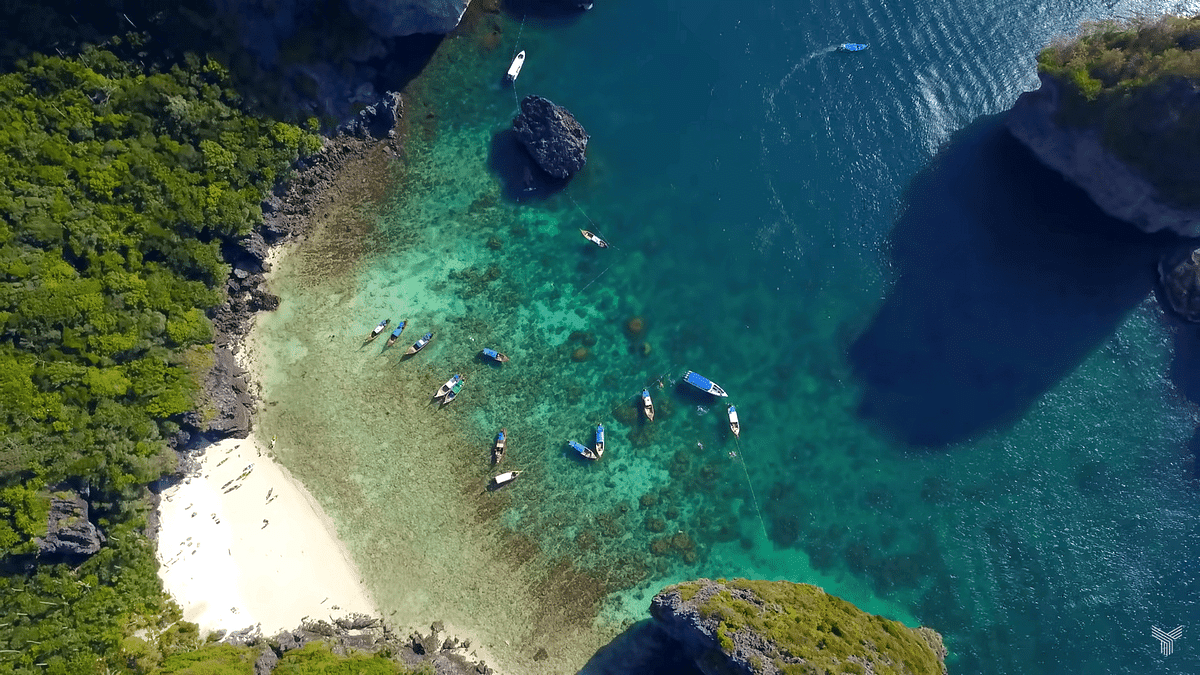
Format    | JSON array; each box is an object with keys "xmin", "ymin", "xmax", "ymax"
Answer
[{"xmin": 156, "ymin": 433, "xmax": 378, "ymax": 635}]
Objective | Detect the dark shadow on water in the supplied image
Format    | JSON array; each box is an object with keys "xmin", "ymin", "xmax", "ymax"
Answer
[
  {"xmin": 849, "ymin": 115, "xmax": 1181, "ymax": 447},
  {"xmin": 488, "ymin": 128, "xmax": 570, "ymax": 201},
  {"xmin": 577, "ymin": 619, "xmax": 702, "ymax": 675}
]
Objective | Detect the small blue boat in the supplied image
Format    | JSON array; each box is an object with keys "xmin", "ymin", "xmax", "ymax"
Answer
[
  {"xmin": 594, "ymin": 424, "xmax": 605, "ymax": 457},
  {"xmin": 839, "ymin": 43, "xmax": 868, "ymax": 52},
  {"xmin": 568, "ymin": 439, "xmax": 600, "ymax": 461},
  {"xmin": 481, "ymin": 348, "xmax": 510, "ymax": 363},
  {"xmin": 406, "ymin": 332, "xmax": 434, "ymax": 356},
  {"xmin": 684, "ymin": 371, "xmax": 729, "ymax": 397},
  {"xmin": 384, "ymin": 320, "xmax": 408, "ymax": 348}
]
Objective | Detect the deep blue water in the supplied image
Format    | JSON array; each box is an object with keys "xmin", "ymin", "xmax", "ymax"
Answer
[
  {"xmin": 494, "ymin": 1, "xmax": 1200, "ymax": 672},
  {"xmin": 266, "ymin": 0, "xmax": 1200, "ymax": 672}
]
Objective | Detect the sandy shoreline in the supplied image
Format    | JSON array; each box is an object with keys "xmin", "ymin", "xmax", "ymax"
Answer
[{"xmin": 156, "ymin": 429, "xmax": 378, "ymax": 635}]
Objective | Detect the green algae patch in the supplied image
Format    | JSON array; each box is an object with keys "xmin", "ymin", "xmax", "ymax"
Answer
[{"xmin": 658, "ymin": 579, "xmax": 947, "ymax": 675}]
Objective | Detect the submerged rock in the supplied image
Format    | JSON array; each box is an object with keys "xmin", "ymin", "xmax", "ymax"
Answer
[
  {"xmin": 512, "ymin": 95, "xmax": 589, "ymax": 179},
  {"xmin": 650, "ymin": 578, "xmax": 948, "ymax": 675}
]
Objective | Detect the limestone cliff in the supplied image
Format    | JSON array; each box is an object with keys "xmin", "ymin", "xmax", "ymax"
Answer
[
  {"xmin": 650, "ymin": 578, "xmax": 948, "ymax": 675},
  {"xmin": 1006, "ymin": 16, "xmax": 1200, "ymax": 237}
]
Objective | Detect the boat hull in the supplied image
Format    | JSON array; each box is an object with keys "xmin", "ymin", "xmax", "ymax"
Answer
[
  {"xmin": 684, "ymin": 370, "xmax": 729, "ymax": 397},
  {"xmin": 506, "ymin": 51, "xmax": 525, "ymax": 82}
]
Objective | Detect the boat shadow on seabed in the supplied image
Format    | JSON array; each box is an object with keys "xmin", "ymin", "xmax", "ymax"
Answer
[{"xmin": 848, "ymin": 114, "xmax": 1183, "ymax": 448}]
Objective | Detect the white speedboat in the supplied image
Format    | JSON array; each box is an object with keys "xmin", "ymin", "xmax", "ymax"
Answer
[{"xmin": 506, "ymin": 51, "xmax": 526, "ymax": 83}]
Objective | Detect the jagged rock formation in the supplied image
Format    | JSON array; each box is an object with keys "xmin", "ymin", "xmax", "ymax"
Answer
[
  {"xmin": 512, "ymin": 95, "xmax": 589, "ymax": 179},
  {"xmin": 35, "ymin": 488, "xmax": 103, "ymax": 559},
  {"xmin": 345, "ymin": 0, "xmax": 472, "ymax": 36},
  {"xmin": 1007, "ymin": 17, "xmax": 1200, "ymax": 238},
  {"xmin": 651, "ymin": 578, "xmax": 947, "ymax": 675},
  {"xmin": 1006, "ymin": 73, "xmax": 1200, "ymax": 237}
]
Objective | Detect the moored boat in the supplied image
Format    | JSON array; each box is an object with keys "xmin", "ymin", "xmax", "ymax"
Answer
[
  {"xmin": 492, "ymin": 428, "xmax": 507, "ymax": 465},
  {"xmin": 839, "ymin": 43, "xmax": 868, "ymax": 52},
  {"xmin": 594, "ymin": 424, "xmax": 605, "ymax": 458},
  {"xmin": 364, "ymin": 319, "xmax": 390, "ymax": 344},
  {"xmin": 505, "ymin": 50, "xmax": 526, "ymax": 83},
  {"xmin": 641, "ymin": 389, "xmax": 655, "ymax": 421},
  {"xmin": 481, "ymin": 348, "xmax": 510, "ymax": 363},
  {"xmin": 728, "ymin": 405, "xmax": 740, "ymax": 438},
  {"xmin": 433, "ymin": 374, "xmax": 463, "ymax": 400},
  {"xmin": 384, "ymin": 319, "xmax": 408, "ymax": 348},
  {"xmin": 684, "ymin": 370, "xmax": 729, "ymax": 397},
  {"xmin": 406, "ymin": 332, "xmax": 434, "ymax": 355},
  {"xmin": 579, "ymin": 229, "xmax": 610, "ymax": 248},
  {"xmin": 442, "ymin": 378, "xmax": 466, "ymax": 405},
  {"xmin": 489, "ymin": 470, "xmax": 522, "ymax": 490},
  {"xmin": 568, "ymin": 439, "xmax": 600, "ymax": 461}
]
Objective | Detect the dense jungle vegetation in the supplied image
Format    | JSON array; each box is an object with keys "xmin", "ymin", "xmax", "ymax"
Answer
[
  {"xmin": 0, "ymin": 29, "xmax": 423, "ymax": 675},
  {"xmin": 1037, "ymin": 15, "xmax": 1200, "ymax": 206}
]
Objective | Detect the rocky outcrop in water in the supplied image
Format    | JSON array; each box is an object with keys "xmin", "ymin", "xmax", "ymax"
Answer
[
  {"xmin": 346, "ymin": 0, "xmax": 471, "ymax": 36},
  {"xmin": 35, "ymin": 488, "xmax": 103, "ymax": 560},
  {"xmin": 1160, "ymin": 248, "xmax": 1200, "ymax": 322},
  {"xmin": 651, "ymin": 578, "xmax": 948, "ymax": 675},
  {"xmin": 512, "ymin": 94, "xmax": 589, "ymax": 179}
]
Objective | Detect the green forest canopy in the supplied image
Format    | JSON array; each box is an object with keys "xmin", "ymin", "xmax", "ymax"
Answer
[
  {"xmin": 0, "ymin": 39, "xmax": 421, "ymax": 675},
  {"xmin": 1036, "ymin": 14, "xmax": 1200, "ymax": 206}
]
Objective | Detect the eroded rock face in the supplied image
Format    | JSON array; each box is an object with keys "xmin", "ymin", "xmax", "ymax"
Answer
[
  {"xmin": 512, "ymin": 95, "xmax": 589, "ymax": 179},
  {"xmin": 651, "ymin": 578, "xmax": 948, "ymax": 675},
  {"xmin": 1160, "ymin": 248, "xmax": 1200, "ymax": 322},
  {"xmin": 35, "ymin": 489, "xmax": 103, "ymax": 559},
  {"xmin": 345, "ymin": 0, "xmax": 472, "ymax": 36},
  {"xmin": 1006, "ymin": 73, "xmax": 1200, "ymax": 237}
]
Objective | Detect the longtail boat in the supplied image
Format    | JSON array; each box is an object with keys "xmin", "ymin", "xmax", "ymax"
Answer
[
  {"xmin": 406, "ymin": 332, "xmax": 434, "ymax": 355},
  {"xmin": 641, "ymin": 389, "xmax": 655, "ymax": 421},
  {"xmin": 594, "ymin": 424, "xmax": 605, "ymax": 458},
  {"xmin": 579, "ymin": 229, "xmax": 609, "ymax": 248},
  {"xmin": 384, "ymin": 320, "xmax": 408, "ymax": 348},
  {"xmin": 728, "ymin": 405, "xmax": 740, "ymax": 438},
  {"xmin": 481, "ymin": 348, "xmax": 510, "ymax": 363},
  {"xmin": 492, "ymin": 428, "xmax": 507, "ymax": 465},
  {"xmin": 364, "ymin": 319, "xmax": 390, "ymax": 344},
  {"xmin": 489, "ymin": 471, "xmax": 522, "ymax": 490},
  {"xmin": 433, "ymin": 374, "xmax": 462, "ymax": 400},
  {"xmin": 442, "ymin": 378, "xmax": 465, "ymax": 405}
]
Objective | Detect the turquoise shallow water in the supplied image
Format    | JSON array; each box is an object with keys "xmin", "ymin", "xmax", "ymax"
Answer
[{"xmin": 259, "ymin": 0, "xmax": 1200, "ymax": 672}]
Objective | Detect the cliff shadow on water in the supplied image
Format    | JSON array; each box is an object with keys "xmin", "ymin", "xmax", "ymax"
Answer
[
  {"xmin": 577, "ymin": 620, "xmax": 703, "ymax": 675},
  {"xmin": 850, "ymin": 115, "xmax": 1178, "ymax": 447},
  {"xmin": 488, "ymin": 128, "xmax": 571, "ymax": 201}
]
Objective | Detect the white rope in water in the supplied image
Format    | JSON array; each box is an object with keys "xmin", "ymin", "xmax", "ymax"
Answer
[{"xmin": 733, "ymin": 436, "xmax": 770, "ymax": 540}]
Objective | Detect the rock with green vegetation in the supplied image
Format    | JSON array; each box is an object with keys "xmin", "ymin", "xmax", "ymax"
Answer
[
  {"xmin": 650, "ymin": 578, "xmax": 948, "ymax": 675},
  {"xmin": 1008, "ymin": 14, "xmax": 1200, "ymax": 236}
]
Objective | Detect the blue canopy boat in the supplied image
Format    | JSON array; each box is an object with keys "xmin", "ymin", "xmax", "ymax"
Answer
[
  {"xmin": 384, "ymin": 319, "xmax": 408, "ymax": 348},
  {"xmin": 492, "ymin": 428, "xmax": 507, "ymax": 465},
  {"xmin": 594, "ymin": 424, "xmax": 605, "ymax": 458},
  {"xmin": 481, "ymin": 347, "xmax": 510, "ymax": 363},
  {"xmin": 406, "ymin": 332, "xmax": 434, "ymax": 355},
  {"xmin": 641, "ymin": 389, "xmax": 655, "ymax": 421},
  {"xmin": 433, "ymin": 374, "xmax": 462, "ymax": 400},
  {"xmin": 728, "ymin": 405, "xmax": 740, "ymax": 438},
  {"xmin": 442, "ymin": 378, "xmax": 465, "ymax": 405},
  {"xmin": 839, "ymin": 43, "xmax": 868, "ymax": 52},
  {"xmin": 683, "ymin": 371, "xmax": 729, "ymax": 397},
  {"xmin": 568, "ymin": 439, "xmax": 600, "ymax": 461}
]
